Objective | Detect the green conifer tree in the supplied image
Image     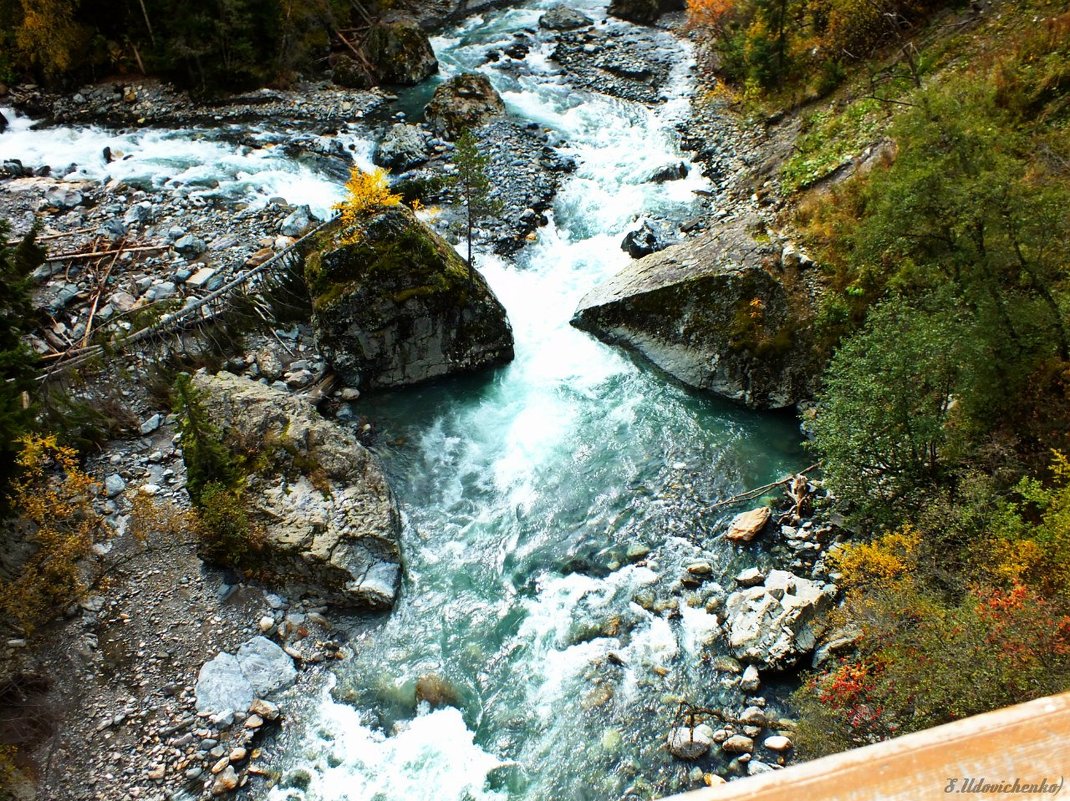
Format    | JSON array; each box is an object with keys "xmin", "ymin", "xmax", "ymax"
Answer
[{"xmin": 449, "ymin": 130, "xmax": 503, "ymax": 283}]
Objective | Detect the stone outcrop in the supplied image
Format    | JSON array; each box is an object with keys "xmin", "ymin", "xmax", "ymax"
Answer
[
  {"xmin": 722, "ymin": 569, "xmax": 834, "ymax": 671},
  {"xmin": 572, "ymin": 219, "xmax": 819, "ymax": 409},
  {"xmin": 608, "ymin": 0, "xmax": 683, "ymax": 25},
  {"xmin": 191, "ymin": 372, "xmax": 403, "ymax": 609},
  {"xmin": 424, "ymin": 73, "xmax": 505, "ymax": 140},
  {"xmin": 365, "ymin": 21, "xmax": 439, "ymax": 85},
  {"xmin": 305, "ymin": 205, "xmax": 514, "ymax": 389}
]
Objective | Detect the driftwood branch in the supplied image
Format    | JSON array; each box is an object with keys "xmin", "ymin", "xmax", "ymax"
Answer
[
  {"xmin": 4, "ymin": 226, "xmax": 95, "ymax": 246},
  {"xmin": 45, "ymin": 244, "xmax": 169, "ymax": 263},
  {"xmin": 708, "ymin": 463, "xmax": 820, "ymax": 512}
]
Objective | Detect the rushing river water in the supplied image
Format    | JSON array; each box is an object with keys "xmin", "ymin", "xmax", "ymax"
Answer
[
  {"xmin": 1, "ymin": 2, "xmax": 805, "ymax": 798},
  {"xmin": 264, "ymin": 5, "xmax": 803, "ymax": 801}
]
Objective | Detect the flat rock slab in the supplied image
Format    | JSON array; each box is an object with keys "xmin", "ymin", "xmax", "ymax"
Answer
[
  {"xmin": 195, "ymin": 637, "xmax": 296, "ymax": 716},
  {"xmin": 726, "ymin": 507, "xmax": 771, "ymax": 543}
]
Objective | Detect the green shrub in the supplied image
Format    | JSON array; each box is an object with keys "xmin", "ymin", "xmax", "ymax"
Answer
[
  {"xmin": 810, "ymin": 297, "xmax": 968, "ymax": 522},
  {"xmin": 195, "ymin": 482, "xmax": 264, "ymax": 568}
]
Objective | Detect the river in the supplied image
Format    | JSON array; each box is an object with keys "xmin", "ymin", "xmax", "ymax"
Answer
[
  {"xmin": 264, "ymin": 4, "xmax": 802, "ymax": 801},
  {"xmin": 0, "ymin": 2, "xmax": 804, "ymax": 798}
]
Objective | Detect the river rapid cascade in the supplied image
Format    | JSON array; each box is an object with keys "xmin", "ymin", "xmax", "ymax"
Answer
[{"xmin": 0, "ymin": 1, "xmax": 806, "ymax": 799}]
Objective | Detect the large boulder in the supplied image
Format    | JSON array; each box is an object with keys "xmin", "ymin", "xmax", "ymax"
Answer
[
  {"xmin": 571, "ymin": 219, "xmax": 819, "ymax": 409},
  {"xmin": 0, "ymin": 111, "xmax": 7, "ymax": 134},
  {"xmin": 305, "ymin": 205, "xmax": 514, "ymax": 389},
  {"xmin": 365, "ymin": 21, "xmax": 438, "ymax": 85},
  {"xmin": 191, "ymin": 372, "xmax": 403, "ymax": 609},
  {"xmin": 608, "ymin": 0, "xmax": 684, "ymax": 24},
  {"xmin": 330, "ymin": 54, "xmax": 373, "ymax": 89},
  {"xmin": 424, "ymin": 73, "xmax": 506, "ymax": 140},
  {"xmin": 539, "ymin": 6, "xmax": 593, "ymax": 30},
  {"xmin": 195, "ymin": 637, "xmax": 296, "ymax": 716},
  {"xmin": 722, "ymin": 570, "xmax": 833, "ymax": 671},
  {"xmin": 373, "ymin": 123, "xmax": 432, "ymax": 172}
]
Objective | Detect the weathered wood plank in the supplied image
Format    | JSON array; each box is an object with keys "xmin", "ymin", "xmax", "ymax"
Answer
[{"xmin": 661, "ymin": 692, "xmax": 1070, "ymax": 801}]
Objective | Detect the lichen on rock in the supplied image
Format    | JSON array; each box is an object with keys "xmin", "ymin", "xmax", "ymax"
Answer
[{"xmin": 191, "ymin": 372, "xmax": 403, "ymax": 610}]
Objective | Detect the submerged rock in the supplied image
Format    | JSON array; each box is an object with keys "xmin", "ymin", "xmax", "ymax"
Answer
[
  {"xmin": 365, "ymin": 21, "xmax": 438, "ymax": 86},
  {"xmin": 723, "ymin": 569, "xmax": 833, "ymax": 670},
  {"xmin": 424, "ymin": 73, "xmax": 505, "ymax": 140},
  {"xmin": 305, "ymin": 205, "xmax": 514, "ymax": 389},
  {"xmin": 571, "ymin": 218, "xmax": 819, "ymax": 410},
  {"xmin": 191, "ymin": 372, "xmax": 403, "ymax": 609},
  {"xmin": 415, "ymin": 674, "xmax": 461, "ymax": 708}
]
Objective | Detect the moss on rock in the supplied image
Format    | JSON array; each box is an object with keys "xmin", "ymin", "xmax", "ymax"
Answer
[{"xmin": 306, "ymin": 205, "xmax": 514, "ymax": 389}]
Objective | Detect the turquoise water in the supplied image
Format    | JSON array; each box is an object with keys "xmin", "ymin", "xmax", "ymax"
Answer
[
  {"xmin": 268, "ymin": 4, "xmax": 805, "ymax": 800},
  {"xmin": 0, "ymin": 3, "xmax": 806, "ymax": 796}
]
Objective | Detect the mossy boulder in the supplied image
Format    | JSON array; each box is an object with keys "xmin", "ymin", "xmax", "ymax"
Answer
[
  {"xmin": 191, "ymin": 372, "xmax": 402, "ymax": 609},
  {"xmin": 607, "ymin": 0, "xmax": 683, "ymax": 25},
  {"xmin": 306, "ymin": 205, "xmax": 514, "ymax": 389},
  {"xmin": 571, "ymin": 219, "xmax": 819, "ymax": 409},
  {"xmin": 330, "ymin": 54, "xmax": 374, "ymax": 89},
  {"xmin": 365, "ymin": 21, "xmax": 438, "ymax": 86},
  {"xmin": 424, "ymin": 73, "xmax": 505, "ymax": 140}
]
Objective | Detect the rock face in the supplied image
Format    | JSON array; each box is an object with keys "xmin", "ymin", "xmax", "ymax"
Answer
[
  {"xmin": 373, "ymin": 123, "xmax": 432, "ymax": 171},
  {"xmin": 723, "ymin": 569, "xmax": 833, "ymax": 671},
  {"xmin": 305, "ymin": 205, "xmax": 514, "ymax": 389},
  {"xmin": 608, "ymin": 0, "xmax": 683, "ymax": 24},
  {"xmin": 365, "ymin": 21, "xmax": 439, "ymax": 85},
  {"xmin": 572, "ymin": 220, "xmax": 818, "ymax": 410},
  {"xmin": 424, "ymin": 73, "xmax": 506, "ymax": 140},
  {"xmin": 191, "ymin": 372, "xmax": 403, "ymax": 609},
  {"xmin": 539, "ymin": 6, "xmax": 593, "ymax": 29}
]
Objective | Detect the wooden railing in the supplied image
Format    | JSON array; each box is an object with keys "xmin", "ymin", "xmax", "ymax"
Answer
[{"xmin": 662, "ymin": 692, "xmax": 1070, "ymax": 801}]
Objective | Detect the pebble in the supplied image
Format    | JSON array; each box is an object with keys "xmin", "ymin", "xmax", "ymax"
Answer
[
  {"xmin": 211, "ymin": 766, "xmax": 239, "ymax": 795},
  {"xmin": 764, "ymin": 735, "xmax": 793, "ymax": 752},
  {"xmin": 722, "ymin": 734, "xmax": 755, "ymax": 754}
]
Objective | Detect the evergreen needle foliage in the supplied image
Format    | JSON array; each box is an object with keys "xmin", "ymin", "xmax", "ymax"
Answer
[
  {"xmin": 448, "ymin": 130, "xmax": 503, "ymax": 280},
  {"xmin": 0, "ymin": 220, "xmax": 46, "ymax": 494}
]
